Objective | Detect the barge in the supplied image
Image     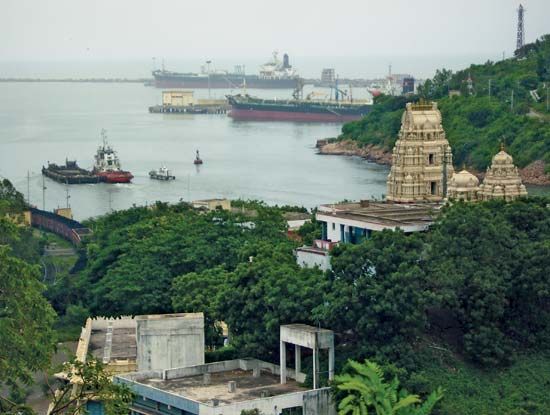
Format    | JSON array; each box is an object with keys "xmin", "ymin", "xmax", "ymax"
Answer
[{"xmin": 42, "ymin": 160, "xmax": 101, "ymax": 184}]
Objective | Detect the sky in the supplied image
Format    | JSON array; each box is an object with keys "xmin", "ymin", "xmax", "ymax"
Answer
[{"xmin": 0, "ymin": 0, "xmax": 549, "ymax": 77}]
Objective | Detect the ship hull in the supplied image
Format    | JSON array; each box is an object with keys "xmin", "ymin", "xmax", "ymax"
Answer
[
  {"xmin": 153, "ymin": 75, "xmax": 297, "ymax": 89},
  {"xmin": 229, "ymin": 108, "xmax": 363, "ymax": 122},
  {"xmin": 96, "ymin": 171, "xmax": 134, "ymax": 183}
]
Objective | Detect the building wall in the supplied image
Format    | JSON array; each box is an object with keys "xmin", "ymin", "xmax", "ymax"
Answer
[
  {"xmin": 163, "ymin": 91, "xmax": 195, "ymax": 107},
  {"xmin": 136, "ymin": 313, "xmax": 205, "ymax": 371},
  {"xmin": 296, "ymin": 250, "xmax": 331, "ymax": 271}
]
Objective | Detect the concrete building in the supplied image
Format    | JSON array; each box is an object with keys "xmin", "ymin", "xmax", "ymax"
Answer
[
  {"xmin": 295, "ymin": 239, "xmax": 336, "ymax": 271},
  {"xmin": 316, "ymin": 201, "xmax": 439, "ymax": 244},
  {"xmin": 70, "ymin": 313, "xmax": 205, "ymax": 375},
  {"xmin": 115, "ymin": 324, "xmax": 336, "ymax": 415},
  {"xmin": 321, "ymin": 68, "xmax": 335, "ymax": 85},
  {"xmin": 386, "ymin": 101, "xmax": 454, "ymax": 203},
  {"xmin": 136, "ymin": 313, "xmax": 205, "ymax": 371},
  {"xmin": 192, "ymin": 198, "xmax": 231, "ymax": 211}
]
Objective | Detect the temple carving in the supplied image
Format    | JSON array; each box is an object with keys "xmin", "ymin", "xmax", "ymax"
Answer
[
  {"xmin": 386, "ymin": 102, "xmax": 527, "ymax": 203},
  {"xmin": 386, "ymin": 102, "xmax": 454, "ymax": 202}
]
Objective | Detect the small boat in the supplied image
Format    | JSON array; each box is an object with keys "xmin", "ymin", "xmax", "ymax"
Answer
[
  {"xmin": 194, "ymin": 150, "xmax": 203, "ymax": 165},
  {"xmin": 149, "ymin": 165, "xmax": 175, "ymax": 180}
]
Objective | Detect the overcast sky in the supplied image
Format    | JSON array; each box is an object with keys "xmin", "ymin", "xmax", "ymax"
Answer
[{"xmin": 1, "ymin": 0, "xmax": 549, "ymax": 62}]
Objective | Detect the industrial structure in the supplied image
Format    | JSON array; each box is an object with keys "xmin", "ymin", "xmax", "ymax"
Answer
[{"xmin": 516, "ymin": 4, "xmax": 525, "ymax": 52}]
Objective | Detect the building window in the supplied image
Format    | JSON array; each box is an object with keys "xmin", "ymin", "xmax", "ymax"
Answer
[
  {"xmin": 332, "ymin": 223, "xmax": 335, "ymax": 230},
  {"xmin": 428, "ymin": 153, "xmax": 434, "ymax": 164},
  {"xmin": 430, "ymin": 181, "xmax": 437, "ymax": 195}
]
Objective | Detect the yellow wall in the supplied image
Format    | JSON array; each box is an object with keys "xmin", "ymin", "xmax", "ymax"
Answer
[{"xmin": 163, "ymin": 90, "xmax": 195, "ymax": 107}]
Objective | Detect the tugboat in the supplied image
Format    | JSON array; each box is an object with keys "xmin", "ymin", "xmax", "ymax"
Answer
[
  {"xmin": 92, "ymin": 129, "xmax": 134, "ymax": 183},
  {"xmin": 194, "ymin": 150, "xmax": 203, "ymax": 165},
  {"xmin": 149, "ymin": 165, "xmax": 175, "ymax": 180}
]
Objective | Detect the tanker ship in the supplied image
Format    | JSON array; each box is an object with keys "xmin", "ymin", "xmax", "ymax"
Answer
[
  {"xmin": 226, "ymin": 88, "xmax": 371, "ymax": 122},
  {"xmin": 152, "ymin": 52, "xmax": 298, "ymax": 89}
]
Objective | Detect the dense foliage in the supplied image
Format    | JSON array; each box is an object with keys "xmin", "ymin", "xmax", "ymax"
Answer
[
  {"xmin": 340, "ymin": 34, "xmax": 550, "ymax": 172},
  {"xmin": 334, "ymin": 359, "xmax": 443, "ymax": 415},
  {"xmin": 2, "ymin": 174, "xmax": 549, "ymax": 414}
]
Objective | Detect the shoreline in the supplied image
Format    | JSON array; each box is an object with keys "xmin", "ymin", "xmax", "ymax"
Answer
[{"xmin": 317, "ymin": 139, "xmax": 550, "ymax": 186}]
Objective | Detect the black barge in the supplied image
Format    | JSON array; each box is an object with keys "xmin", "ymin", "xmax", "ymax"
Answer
[{"xmin": 42, "ymin": 160, "xmax": 101, "ymax": 184}]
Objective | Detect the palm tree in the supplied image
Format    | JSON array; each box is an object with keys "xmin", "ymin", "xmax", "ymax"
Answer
[{"xmin": 334, "ymin": 359, "xmax": 443, "ymax": 415}]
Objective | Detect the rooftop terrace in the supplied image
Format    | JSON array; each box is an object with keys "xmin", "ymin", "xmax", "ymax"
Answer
[
  {"xmin": 141, "ymin": 368, "xmax": 306, "ymax": 404},
  {"xmin": 317, "ymin": 201, "xmax": 441, "ymax": 232}
]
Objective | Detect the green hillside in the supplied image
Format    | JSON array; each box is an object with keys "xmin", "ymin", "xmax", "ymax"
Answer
[{"xmin": 340, "ymin": 34, "xmax": 550, "ymax": 172}]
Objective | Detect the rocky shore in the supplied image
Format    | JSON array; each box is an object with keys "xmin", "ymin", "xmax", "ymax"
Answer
[{"xmin": 317, "ymin": 139, "xmax": 550, "ymax": 185}]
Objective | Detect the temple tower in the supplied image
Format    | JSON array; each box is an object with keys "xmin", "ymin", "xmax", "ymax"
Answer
[
  {"xmin": 386, "ymin": 102, "xmax": 454, "ymax": 203},
  {"xmin": 478, "ymin": 145, "xmax": 528, "ymax": 201}
]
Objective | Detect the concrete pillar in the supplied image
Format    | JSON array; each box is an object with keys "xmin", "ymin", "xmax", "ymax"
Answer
[
  {"xmin": 295, "ymin": 345, "xmax": 301, "ymax": 374},
  {"xmin": 280, "ymin": 340, "xmax": 287, "ymax": 384},
  {"xmin": 328, "ymin": 345, "xmax": 335, "ymax": 381},
  {"xmin": 313, "ymin": 347, "xmax": 318, "ymax": 389}
]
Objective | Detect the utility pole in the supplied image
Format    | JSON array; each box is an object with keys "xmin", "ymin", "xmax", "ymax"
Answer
[
  {"xmin": 27, "ymin": 170, "xmax": 30, "ymax": 205},
  {"xmin": 511, "ymin": 89, "xmax": 514, "ymax": 111},
  {"xmin": 488, "ymin": 79, "xmax": 492, "ymax": 98},
  {"xmin": 41, "ymin": 175, "xmax": 47, "ymax": 211},
  {"xmin": 65, "ymin": 183, "xmax": 71, "ymax": 208}
]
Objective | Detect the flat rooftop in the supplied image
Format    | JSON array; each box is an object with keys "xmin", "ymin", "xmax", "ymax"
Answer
[
  {"xmin": 89, "ymin": 319, "xmax": 137, "ymax": 362},
  {"xmin": 317, "ymin": 201, "xmax": 441, "ymax": 230},
  {"xmin": 140, "ymin": 369, "xmax": 306, "ymax": 404}
]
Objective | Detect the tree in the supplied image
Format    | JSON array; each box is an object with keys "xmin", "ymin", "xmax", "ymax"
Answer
[
  {"xmin": 334, "ymin": 359, "xmax": 443, "ymax": 415},
  {"xmin": 1, "ymin": 357, "xmax": 134, "ymax": 415},
  {"xmin": 314, "ymin": 230, "xmax": 429, "ymax": 368},
  {"xmin": 47, "ymin": 357, "xmax": 133, "ymax": 415},
  {"xmin": 0, "ymin": 240, "xmax": 57, "ymax": 397},
  {"xmin": 219, "ymin": 241, "xmax": 327, "ymax": 360},
  {"xmin": 171, "ymin": 266, "xmax": 229, "ymax": 348}
]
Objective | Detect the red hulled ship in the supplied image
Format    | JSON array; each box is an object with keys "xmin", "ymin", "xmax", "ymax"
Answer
[{"xmin": 93, "ymin": 130, "xmax": 134, "ymax": 183}]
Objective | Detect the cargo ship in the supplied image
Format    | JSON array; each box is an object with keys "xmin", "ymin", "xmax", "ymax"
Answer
[
  {"xmin": 92, "ymin": 130, "xmax": 134, "ymax": 183},
  {"xmin": 226, "ymin": 91, "xmax": 372, "ymax": 122},
  {"xmin": 152, "ymin": 52, "xmax": 299, "ymax": 89},
  {"xmin": 42, "ymin": 159, "xmax": 101, "ymax": 184}
]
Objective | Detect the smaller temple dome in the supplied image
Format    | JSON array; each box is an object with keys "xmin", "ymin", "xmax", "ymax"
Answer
[{"xmin": 450, "ymin": 169, "xmax": 479, "ymax": 187}]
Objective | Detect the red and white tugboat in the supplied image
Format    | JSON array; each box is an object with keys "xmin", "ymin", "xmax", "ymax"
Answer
[{"xmin": 93, "ymin": 129, "xmax": 134, "ymax": 183}]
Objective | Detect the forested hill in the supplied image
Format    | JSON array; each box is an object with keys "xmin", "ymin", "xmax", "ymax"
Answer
[{"xmin": 340, "ymin": 34, "xmax": 550, "ymax": 173}]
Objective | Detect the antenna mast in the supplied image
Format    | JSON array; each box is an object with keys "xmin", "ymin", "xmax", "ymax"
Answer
[{"xmin": 516, "ymin": 4, "xmax": 525, "ymax": 52}]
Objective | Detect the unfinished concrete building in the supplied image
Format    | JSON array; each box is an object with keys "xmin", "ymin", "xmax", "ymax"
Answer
[
  {"xmin": 72, "ymin": 313, "xmax": 205, "ymax": 374},
  {"xmin": 115, "ymin": 324, "xmax": 336, "ymax": 415}
]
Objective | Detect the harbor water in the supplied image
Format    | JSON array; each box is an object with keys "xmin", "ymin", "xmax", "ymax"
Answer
[{"xmin": 0, "ymin": 82, "xmax": 389, "ymax": 220}]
